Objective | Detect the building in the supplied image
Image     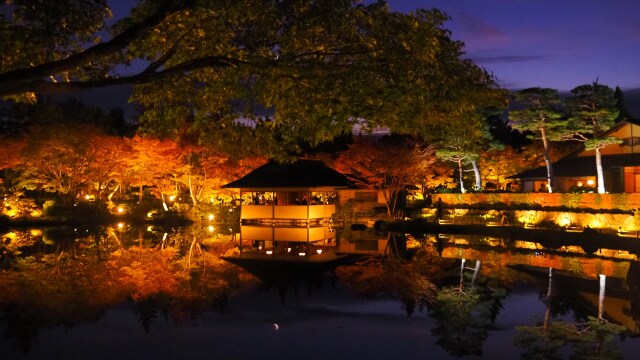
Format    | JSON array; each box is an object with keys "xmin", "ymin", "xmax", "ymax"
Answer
[
  {"xmin": 221, "ymin": 159, "xmax": 354, "ymax": 260},
  {"xmin": 511, "ymin": 121, "xmax": 640, "ymax": 193}
]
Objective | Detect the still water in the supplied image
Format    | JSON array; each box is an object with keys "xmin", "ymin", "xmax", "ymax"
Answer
[{"xmin": 1, "ymin": 224, "xmax": 639, "ymax": 359}]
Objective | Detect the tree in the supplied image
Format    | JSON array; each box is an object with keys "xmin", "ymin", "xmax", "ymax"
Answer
[
  {"xmin": 432, "ymin": 111, "xmax": 485, "ymax": 193},
  {"xmin": 564, "ymin": 82, "xmax": 620, "ymax": 194},
  {"xmin": 85, "ymin": 133, "xmax": 132, "ymax": 201},
  {"xmin": 613, "ymin": 86, "xmax": 630, "ymax": 122},
  {"xmin": 333, "ymin": 135, "xmax": 435, "ymax": 216},
  {"xmin": 419, "ymin": 63, "xmax": 506, "ymax": 192},
  {"xmin": 20, "ymin": 124, "xmax": 97, "ymax": 198},
  {"xmin": 509, "ymin": 88, "xmax": 568, "ymax": 193},
  {"xmin": 124, "ymin": 136, "xmax": 183, "ymax": 206},
  {"xmin": 0, "ymin": 1, "xmax": 498, "ymax": 158}
]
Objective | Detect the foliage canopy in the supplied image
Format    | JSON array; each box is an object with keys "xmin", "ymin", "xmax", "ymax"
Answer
[{"xmin": 0, "ymin": 0, "xmax": 499, "ymax": 158}]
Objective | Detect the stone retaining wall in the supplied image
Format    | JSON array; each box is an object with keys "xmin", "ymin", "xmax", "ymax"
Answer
[{"xmin": 432, "ymin": 193, "xmax": 640, "ymax": 212}]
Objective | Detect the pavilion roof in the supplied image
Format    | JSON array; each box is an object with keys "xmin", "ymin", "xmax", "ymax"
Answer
[{"xmin": 222, "ymin": 159, "xmax": 354, "ymax": 190}]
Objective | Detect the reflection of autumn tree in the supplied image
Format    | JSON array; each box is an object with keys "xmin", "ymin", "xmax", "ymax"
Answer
[
  {"xmin": 0, "ymin": 228, "xmax": 246, "ymax": 351},
  {"xmin": 429, "ymin": 258, "xmax": 508, "ymax": 357},
  {"xmin": 336, "ymin": 234, "xmax": 437, "ymax": 316}
]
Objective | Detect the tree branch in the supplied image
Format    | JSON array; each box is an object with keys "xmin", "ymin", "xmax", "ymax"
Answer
[
  {"xmin": 0, "ymin": 55, "xmax": 249, "ymax": 95},
  {"xmin": 0, "ymin": 0, "xmax": 194, "ymax": 93}
]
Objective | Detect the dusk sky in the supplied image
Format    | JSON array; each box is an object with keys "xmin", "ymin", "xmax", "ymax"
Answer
[
  {"xmin": 108, "ymin": 0, "xmax": 640, "ymax": 92},
  {"xmin": 386, "ymin": 0, "xmax": 640, "ymax": 91}
]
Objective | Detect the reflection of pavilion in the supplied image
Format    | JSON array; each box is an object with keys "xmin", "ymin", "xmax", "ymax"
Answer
[{"xmin": 222, "ymin": 160, "xmax": 353, "ymax": 261}]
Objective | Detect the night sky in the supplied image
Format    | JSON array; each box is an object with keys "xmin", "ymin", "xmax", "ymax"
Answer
[{"xmin": 387, "ymin": 0, "xmax": 640, "ymax": 92}]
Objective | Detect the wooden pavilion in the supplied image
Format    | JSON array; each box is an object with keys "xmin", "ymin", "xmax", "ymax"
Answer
[{"xmin": 222, "ymin": 159, "xmax": 353, "ymax": 260}]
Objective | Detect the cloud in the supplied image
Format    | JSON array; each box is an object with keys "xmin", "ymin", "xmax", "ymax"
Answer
[
  {"xmin": 453, "ymin": 11, "xmax": 509, "ymax": 46},
  {"xmin": 470, "ymin": 54, "xmax": 552, "ymax": 65}
]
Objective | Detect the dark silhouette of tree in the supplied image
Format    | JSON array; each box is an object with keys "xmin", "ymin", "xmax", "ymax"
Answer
[{"xmin": 613, "ymin": 86, "xmax": 630, "ymax": 122}]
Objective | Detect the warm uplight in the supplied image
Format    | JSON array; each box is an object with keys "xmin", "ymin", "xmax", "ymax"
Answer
[
  {"xmin": 147, "ymin": 211, "xmax": 154, "ymax": 218},
  {"xmin": 169, "ymin": 195, "xmax": 176, "ymax": 201},
  {"xmin": 316, "ymin": 249, "xmax": 323, "ymax": 254},
  {"xmin": 5, "ymin": 208, "xmax": 18, "ymax": 218},
  {"xmin": 117, "ymin": 207, "xmax": 124, "ymax": 213},
  {"xmin": 208, "ymin": 214, "xmax": 214, "ymax": 221},
  {"xmin": 577, "ymin": 181, "xmax": 583, "ymax": 187},
  {"xmin": 117, "ymin": 222, "xmax": 124, "ymax": 229},
  {"xmin": 587, "ymin": 179, "xmax": 594, "ymax": 186},
  {"xmin": 208, "ymin": 225, "xmax": 215, "ymax": 233},
  {"xmin": 30, "ymin": 229, "xmax": 42, "ymax": 236},
  {"xmin": 85, "ymin": 194, "xmax": 91, "ymax": 200},
  {"xmin": 589, "ymin": 219, "xmax": 602, "ymax": 229},
  {"xmin": 556, "ymin": 212, "xmax": 574, "ymax": 228}
]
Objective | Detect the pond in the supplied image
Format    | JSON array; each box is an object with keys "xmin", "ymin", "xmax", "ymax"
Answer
[{"xmin": 1, "ymin": 224, "xmax": 639, "ymax": 359}]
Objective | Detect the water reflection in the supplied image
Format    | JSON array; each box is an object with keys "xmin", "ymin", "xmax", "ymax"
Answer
[{"xmin": 1, "ymin": 224, "xmax": 640, "ymax": 358}]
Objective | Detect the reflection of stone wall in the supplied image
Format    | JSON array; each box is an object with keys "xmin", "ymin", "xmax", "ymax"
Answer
[
  {"xmin": 512, "ymin": 210, "xmax": 637, "ymax": 230},
  {"xmin": 433, "ymin": 193, "xmax": 640, "ymax": 212}
]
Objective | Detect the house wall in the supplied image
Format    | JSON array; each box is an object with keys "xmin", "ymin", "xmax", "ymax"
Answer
[{"xmin": 579, "ymin": 123, "xmax": 640, "ymax": 156}]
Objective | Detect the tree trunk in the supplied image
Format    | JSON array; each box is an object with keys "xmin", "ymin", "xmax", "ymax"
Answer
[
  {"xmin": 381, "ymin": 189, "xmax": 392, "ymax": 216},
  {"xmin": 471, "ymin": 160, "xmax": 481, "ymax": 190},
  {"xmin": 459, "ymin": 258, "xmax": 466, "ymax": 291},
  {"xmin": 595, "ymin": 147, "xmax": 606, "ymax": 194},
  {"xmin": 471, "ymin": 260, "xmax": 481, "ymax": 287},
  {"xmin": 161, "ymin": 193, "xmax": 168, "ymax": 211},
  {"xmin": 543, "ymin": 267, "xmax": 553, "ymax": 330},
  {"xmin": 108, "ymin": 183, "xmax": 120, "ymax": 201},
  {"xmin": 188, "ymin": 175, "xmax": 197, "ymax": 207},
  {"xmin": 457, "ymin": 159, "xmax": 466, "ymax": 193},
  {"xmin": 598, "ymin": 274, "xmax": 606, "ymax": 320},
  {"xmin": 541, "ymin": 127, "xmax": 554, "ymax": 193}
]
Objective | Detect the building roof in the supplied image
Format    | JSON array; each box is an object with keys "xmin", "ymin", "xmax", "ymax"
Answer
[
  {"xmin": 222, "ymin": 159, "xmax": 354, "ymax": 190},
  {"xmin": 510, "ymin": 121, "xmax": 640, "ymax": 180},
  {"xmin": 510, "ymin": 153, "xmax": 640, "ymax": 179}
]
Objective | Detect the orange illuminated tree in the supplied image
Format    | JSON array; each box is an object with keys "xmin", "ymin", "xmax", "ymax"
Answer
[
  {"xmin": 333, "ymin": 135, "xmax": 435, "ymax": 216},
  {"xmin": 125, "ymin": 136, "xmax": 183, "ymax": 207}
]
